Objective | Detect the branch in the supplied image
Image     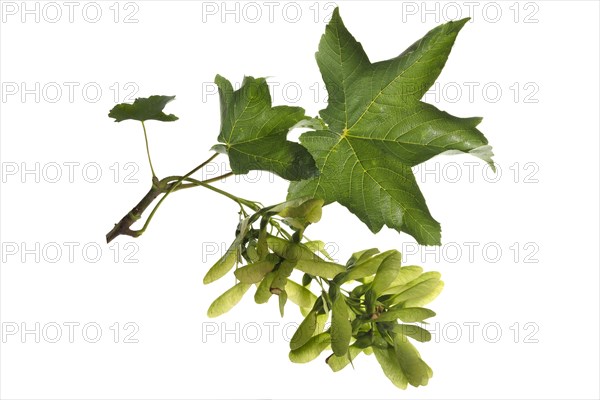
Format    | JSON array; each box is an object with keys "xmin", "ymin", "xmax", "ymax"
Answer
[
  {"xmin": 106, "ymin": 176, "xmax": 168, "ymax": 243},
  {"xmin": 106, "ymin": 153, "xmax": 222, "ymax": 243},
  {"xmin": 105, "ymin": 153, "xmax": 263, "ymax": 243}
]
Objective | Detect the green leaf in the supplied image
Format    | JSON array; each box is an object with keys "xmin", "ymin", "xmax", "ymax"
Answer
[
  {"xmin": 317, "ymin": 312, "xmax": 329, "ymax": 331},
  {"xmin": 234, "ymin": 260, "xmax": 276, "ymax": 284},
  {"xmin": 278, "ymin": 198, "xmax": 324, "ymax": 230},
  {"xmin": 289, "ymin": 332, "xmax": 330, "ymax": 363},
  {"xmin": 203, "ymin": 247, "xmax": 237, "ymax": 285},
  {"xmin": 108, "ymin": 95, "xmax": 178, "ymax": 122},
  {"xmin": 256, "ymin": 220, "xmax": 270, "ymax": 260},
  {"xmin": 384, "ymin": 271, "xmax": 441, "ymax": 294},
  {"xmin": 207, "ymin": 283, "xmax": 251, "ymax": 318},
  {"xmin": 344, "ymin": 250, "xmax": 396, "ymax": 282},
  {"xmin": 407, "ymin": 271, "xmax": 442, "ymax": 285},
  {"xmin": 270, "ymin": 260, "xmax": 295, "ymax": 294},
  {"xmin": 303, "ymin": 240, "xmax": 334, "ymax": 261},
  {"xmin": 347, "ymin": 248, "xmax": 380, "ymax": 267},
  {"xmin": 404, "ymin": 280, "xmax": 444, "ymax": 308},
  {"xmin": 386, "ymin": 266, "xmax": 424, "ymax": 289},
  {"xmin": 350, "ymin": 284, "xmax": 368, "ymax": 300},
  {"xmin": 331, "ymin": 295, "xmax": 351, "ymax": 356},
  {"xmin": 365, "ymin": 288, "xmax": 378, "ymax": 316},
  {"xmin": 244, "ymin": 241, "xmax": 260, "ymax": 263},
  {"xmin": 278, "ymin": 290, "xmax": 288, "ymax": 317},
  {"xmin": 288, "ymin": 8, "xmax": 493, "ymax": 245},
  {"xmin": 290, "ymin": 311, "xmax": 318, "ymax": 350},
  {"xmin": 371, "ymin": 250, "xmax": 402, "ymax": 295},
  {"xmin": 254, "ymin": 271, "xmax": 276, "ymax": 304},
  {"xmin": 301, "ymin": 273, "xmax": 313, "ymax": 287},
  {"xmin": 286, "ymin": 280, "xmax": 317, "ymax": 309},
  {"xmin": 267, "ymin": 236, "xmax": 319, "ymax": 262},
  {"xmin": 203, "ymin": 217, "xmax": 251, "ymax": 285},
  {"xmin": 394, "ymin": 324, "xmax": 432, "ymax": 343},
  {"xmin": 377, "ymin": 307, "xmax": 436, "ymax": 323},
  {"xmin": 394, "ymin": 334, "xmax": 433, "ymax": 387},
  {"xmin": 373, "ymin": 346, "xmax": 408, "ymax": 390},
  {"xmin": 388, "ymin": 278, "xmax": 443, "ymax": 306},
  {"xmin": 214, "ymin": 75, "xmax": 318, "ymax": 181},
  {"xmin": 277, "ymin": 198, "xmax": 323, "ymax": 221},
  {"xmin": 295, "ymin": 259, "xmax": 346, "ymax": 280},
  {"xmin": 326, "ymin": 345, "xmax": 363, "ymax": 372},
  {"xmin": 261, "ymin": 197, "xmax": 311, "ymax": 215}
]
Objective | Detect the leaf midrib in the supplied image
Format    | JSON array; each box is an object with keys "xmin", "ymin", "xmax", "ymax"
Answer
[
  {"xmin": 225, "ymin": 96, "xmax": 255, "ymax": 144},
  {"xmin": 343, "ymin": 137, "xmax": 438, "ymax": 243},
  {"xmin": 345, "ymin": 35, "xmax": 442, "ymax": 133}
]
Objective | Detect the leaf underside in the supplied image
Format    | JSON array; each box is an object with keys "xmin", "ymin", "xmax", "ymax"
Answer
[
  {"xmin": 108, "ymin": 95, "xmax": 179, "ymax": 122},
  {"xmin": 289, "ymin": 9, "xmax": 494, "ymax": 245}
]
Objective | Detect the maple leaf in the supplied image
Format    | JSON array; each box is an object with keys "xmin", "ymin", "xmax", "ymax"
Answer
[
  {"xmin": 108, "ymin": 95, "xmax": 178, "ymax": 122},
  {"xmin": 289, "ymin": 8, "xmax": 493, "ymax": 245},
  {"xmin": 213, "ymin": 75, "xmax": 318, "ymax": 181}
]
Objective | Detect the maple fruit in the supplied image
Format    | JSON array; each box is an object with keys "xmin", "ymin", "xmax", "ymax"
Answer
[{"xmin": 105, "ymin": 8, "xmax": 493, "ymax": 390}]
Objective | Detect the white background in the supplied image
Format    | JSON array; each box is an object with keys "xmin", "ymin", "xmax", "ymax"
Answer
[{"xmin": 1, "ymin": 1, "xmax": 599, "ymax": 399}]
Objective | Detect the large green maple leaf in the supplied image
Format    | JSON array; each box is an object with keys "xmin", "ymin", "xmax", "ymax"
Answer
[
  {"xmin": 288, "ymin": 8, "xmax": 494, "ymax": 245},
  {"xmin": 213, "ymin": 75, "xmax": 318, "ymax": 181}
]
